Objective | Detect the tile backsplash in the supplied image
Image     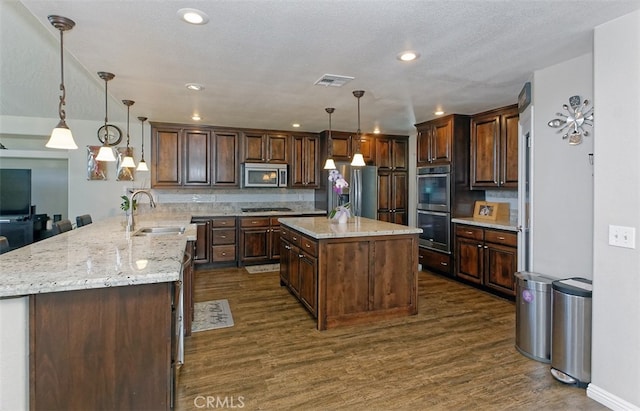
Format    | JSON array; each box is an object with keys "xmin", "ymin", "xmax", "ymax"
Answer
[{"xmin": 485, "ymin": 190, "xmax": 518, "ymax": 220}]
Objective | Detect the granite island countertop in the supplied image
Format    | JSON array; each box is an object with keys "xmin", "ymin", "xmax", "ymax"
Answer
[
  {"xmin": 451, "ymin": 216, "xmax": 519, "ymax": 232},
  {"xmin": 0, "ymin": 213, "xmax": 196, "ymax": 298},
  {"xmin": 278, "ymin": 216, "xmax": 422, "ymax": 239}
]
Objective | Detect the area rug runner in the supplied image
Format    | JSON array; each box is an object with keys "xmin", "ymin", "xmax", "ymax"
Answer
[
  {"xmin": 192, "ymin": 299, "xmax": 234, "ymax": 332},
  {"xmin": 245, "ymin": 263, "xmax": 280, "ymax": 274}
]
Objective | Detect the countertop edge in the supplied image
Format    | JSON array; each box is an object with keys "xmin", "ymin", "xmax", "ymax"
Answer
[{"xmin": 451, "ymin": 217, "xmax": 519, "ymax": 232}]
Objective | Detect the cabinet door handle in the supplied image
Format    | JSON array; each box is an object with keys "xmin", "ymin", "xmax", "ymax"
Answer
[
  {"xmin": 477, "ymin": 244, "xmax": 482, "ymax": 248},
  {"xmin": 292, "ymin": 236, "xmax": 297, "ymax": 241},
  {"xmin": 484, "ymin": 245, "xmax": 488, "ymax": 249},
  {"xmin": 221, "ymin": 235, "xmax": 226, "ymax": 239},
  {"xmin": 497, "ymin": 236, "xmax": 505, "ymax": 240},
  {"xmin": 440, "ymin": 262, "xmax": 448, "ymax": 266},
  {"xmin": 298, "ymin": 254, "xmax": 304, "ymax": 258},
  {"xmin": 465, "ymin": 231, "xmax": 474, "ymax": 234},
  {"xmin": 305, "ymin": 244, "xmax": 311, "ymax": 248}
]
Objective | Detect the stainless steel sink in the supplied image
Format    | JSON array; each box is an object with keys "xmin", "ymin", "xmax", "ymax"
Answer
[{"xmin": 134, "ymin": 226, "xmax": 185, "ymax": 236}]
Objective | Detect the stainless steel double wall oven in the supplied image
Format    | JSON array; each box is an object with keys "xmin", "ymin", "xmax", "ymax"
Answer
[{"xmin": 417, "ymin": 164, "xmax": 451, "ymax": 253}]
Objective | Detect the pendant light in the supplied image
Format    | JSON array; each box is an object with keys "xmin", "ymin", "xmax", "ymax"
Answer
[
  {"xmin": 350, "ymin": 90, "xmax": 366, "ymax": 167},
  {"xmin": 45, "ymin": 15, "xmax": 78, "ymax": 150},
  {"xmin": 323, "ymin": 107, "xmax": 336, "ymax": 170},
  {"xmin": 120, "ymin": 100, "xmax": 136, "ymax": 168},
  {"xmin": 136, "ymin": 116, "xmax": 149, "ymax": 171},
  {"xmin": 95, "ymin": 72, "xmax": 117, "ymax": 162}
]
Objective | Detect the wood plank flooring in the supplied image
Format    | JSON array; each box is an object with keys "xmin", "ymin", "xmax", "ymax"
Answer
[{"xmin": 176, "ymin": 267, "xmax": 605, "ymax": 410}]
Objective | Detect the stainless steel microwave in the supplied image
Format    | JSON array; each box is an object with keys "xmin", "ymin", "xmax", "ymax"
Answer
[{"xmin": 242, "ymin": 163, "xmax": 288, "ymax": 188}]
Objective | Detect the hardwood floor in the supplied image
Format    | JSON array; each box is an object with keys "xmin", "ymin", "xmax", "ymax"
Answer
[{"xmin": 176, "ymin": 267, "xmax": 604, "ymax": 411}]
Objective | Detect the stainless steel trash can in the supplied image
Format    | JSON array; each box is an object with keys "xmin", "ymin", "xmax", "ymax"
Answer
[
  {"xmin": 514, "ymin": 272, "xmax": 555, "ymax": 363},
  {"xmin": 550, "ymin": 277, "xmax": 593, "ymax": 388}
]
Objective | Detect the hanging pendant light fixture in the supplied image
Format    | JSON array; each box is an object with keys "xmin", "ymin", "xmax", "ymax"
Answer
[
  {"xmin": 323, "ymin": 107, "xmax": 336, "ymax": 170},
  {"xmin": 350, "ymin": 90, "xmax": 366, "ymax": 167},
  {"xmin": 136, "ymin": 116, "xmax": 149, "ymax": 171},
  {"xmin": 95, "ymin": 71, "xmax": 118, "ymax": 162},
  {"xmin": 45, "ymin": 15, "xmax": 78, "ymax": 150},
  {"xmin": 120, "ymin": 100, "xmax": 136, "ymax": 168}
]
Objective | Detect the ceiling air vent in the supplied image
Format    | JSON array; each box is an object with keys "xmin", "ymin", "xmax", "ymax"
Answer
[{"xmin": 314, "ymin": 74, "xmax": 355, "ymax": 87}]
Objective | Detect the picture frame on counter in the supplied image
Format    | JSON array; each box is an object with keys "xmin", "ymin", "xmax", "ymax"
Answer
[{"xmin": 473, "ymin": 201, "xmax": 510, "ymax": 221}]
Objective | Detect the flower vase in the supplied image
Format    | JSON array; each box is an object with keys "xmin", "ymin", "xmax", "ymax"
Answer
[{"xmin": 338, "ymin": 212, "xmax": 348, "ymax": 224}]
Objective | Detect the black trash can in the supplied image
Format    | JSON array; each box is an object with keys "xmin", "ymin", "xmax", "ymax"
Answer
[
  {"xmin": 550, "ymin": 277, "xmax": 593, "ymax": 388},
  {"xmin": 514, "ymin": 272, "xmax": 555, "ymax": 363}
]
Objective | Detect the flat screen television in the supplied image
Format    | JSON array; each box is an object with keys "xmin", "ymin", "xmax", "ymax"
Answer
[{"xmin": 0, "ymin": 169, "xmax": 32, "ymax": 216}]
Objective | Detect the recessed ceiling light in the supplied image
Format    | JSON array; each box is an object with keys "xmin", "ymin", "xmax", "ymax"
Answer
[
  {"xmin": 185, "ymin": 83, "xmax": 204, "ymax": 91},
  {"xmin": 292, "ymin": 123, "xmax": 300, "ymax": 128},
  {"xmin": 398, "ymin": 51, "xmax": 420, "ymax": 62},
  {"xmin": 434, "ymin": 110, "xmax": 445, "ymax": 116},
  {"xmin": 192, "ymin": 114, "xmax": 201, "ymax": 121},
  {"xmin": 177, "ymin": 8, "xmax": 209, "ymax": 25}
]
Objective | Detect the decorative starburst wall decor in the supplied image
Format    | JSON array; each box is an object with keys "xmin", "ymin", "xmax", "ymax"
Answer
[{"xmin": 547, "ymin": 95, "xmax": 594, "ymax": 145}]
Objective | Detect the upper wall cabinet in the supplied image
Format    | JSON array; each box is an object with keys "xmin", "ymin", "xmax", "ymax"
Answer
[
  {"xmin": 320, "ymin": 131, "xmax": 375, "ymax": 165},
  {"xmin": 242, "ymin": 132, "xmax": 288, "ymax": 164},
  {"xmin": 291, "ymin": 134, "xmax": 319, "ymax": 188},
  {"xmin": 416, "ymin": 115, "xmax": 472, "ymax": 166},
  {"xmin": 375, "ymin": 135, "xmax": 408, "ymax": 171},
  {"xmin": 150, "ymin": 123, "xmax": 239, "ymax": 188},
  {"xmin": 470, "ymin": 105, "xmax": 519, "ymax": 190}
]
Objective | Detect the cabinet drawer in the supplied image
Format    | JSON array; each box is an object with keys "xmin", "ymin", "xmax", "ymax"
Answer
[
  {"xmin": 240, "ymin": 217, "xmax": 270, "ymax": 228},
  {"xmin": 299, "ymin": 236, "xmax": 318, "ymax": 257},
  {"xmin": 455, "ymin": 225, "xmax": 484, "ymax": 240},
  {"xmin": 211, "ymin": 245, "xmax": 236, "ymax": 262},
  {"xmin": 484, "ymin": 230, "xmax": 517, "ymax": 247},
  {"xmin": 211, "ymin": 229, "xmax": 236, "ymax": 245},
  {"xmin": 211, "ymin": 217, "xmax": 236, "ymax": 228},
  {"xmin": 419, "ymin": 248, "xmax": 451, "ymax": 273},
  {"xmin": 288, "ymin": 230, "xmax": 302, "ymax": 247}
]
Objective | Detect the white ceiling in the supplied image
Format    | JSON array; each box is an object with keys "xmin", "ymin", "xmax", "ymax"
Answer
[{"xmin": 4, "ymin": 0, "xmax": 640, "ymax": 135}]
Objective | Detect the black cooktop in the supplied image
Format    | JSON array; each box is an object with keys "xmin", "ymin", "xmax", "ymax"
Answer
[{"xmin": 241, "ymin": 207, "xmax": 293, "ymax": 213}]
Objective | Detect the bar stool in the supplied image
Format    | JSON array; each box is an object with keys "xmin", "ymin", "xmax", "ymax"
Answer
[
  {"xmin": 54, "ymin": 219, "xmax": 73, "ymax": 234},
  {"xmin": 76, "ymin": 214, "xmax": 93, "ymax": 227},
  {"xmin": 0, "ymin": 236, "xmax": 9, "ymax": 254}
]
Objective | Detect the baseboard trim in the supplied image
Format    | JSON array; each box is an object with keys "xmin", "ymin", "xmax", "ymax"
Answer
[{"xmin": 587, "ymin": 383, "xmax": 640, "ymax": 410}]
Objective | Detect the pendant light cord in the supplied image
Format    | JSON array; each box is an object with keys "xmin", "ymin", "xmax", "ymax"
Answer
[{"xmin": 57, "ymin": 28, "xmax": 66, "ymax": 122}]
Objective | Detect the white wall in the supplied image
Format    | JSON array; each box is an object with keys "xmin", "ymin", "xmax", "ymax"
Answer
[
  {"xmin": 589, "ymin": 10, "xmax": 640, "ymax": 409},
  {"xmin": 531, "ymin": 53, "xmax": 594, "ymax": 279}
]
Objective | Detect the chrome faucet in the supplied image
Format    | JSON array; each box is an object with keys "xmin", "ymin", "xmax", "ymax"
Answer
[{"xmin": 128, "ymin": 189, "xmax": 157, "ymax": 231}]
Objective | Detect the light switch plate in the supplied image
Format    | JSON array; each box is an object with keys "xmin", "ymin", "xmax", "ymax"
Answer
[{"xmin": 608, "ymin": 225, "xmax": 636, "ymax": 249}]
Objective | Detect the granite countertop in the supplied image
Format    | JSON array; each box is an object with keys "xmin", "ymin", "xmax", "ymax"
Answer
[
  {"xmin": 0, "ymin": 214, "xmax": 196, "ymax": 298},
  {"xmin": 278, "ymin": 216, "xmax": 423, "ymax": 239},
  {"xmin": 451, "ymin": 216, "xmax": 519, "ymax": 232}
]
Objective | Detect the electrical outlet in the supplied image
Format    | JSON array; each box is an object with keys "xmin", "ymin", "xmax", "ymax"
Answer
[{"xmin": 608, "ymin": 225, "xmax": 636, "ymax": 249}]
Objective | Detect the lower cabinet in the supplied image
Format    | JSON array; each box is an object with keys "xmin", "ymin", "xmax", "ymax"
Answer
[
  {"xmin": 239, "ymin": 216, "xmax": 286, "ymax": 266},
  {"xmin": 210, "ymin": 217, "xmax": 237, "ymax": 264},
  {"xmin": 419, "ymin": 246, "xmax": 452, "ymax": 276},
  {"xmin": 30, "ymin": 282, "xmax": 175, "ymax": 410},
  {"xmin": 280, "ymin": 226, "xmax": 318, "ymax": 316},
  {"xmin": 454, "ymin": 224, "xmax": 517, "ymax": 297}
]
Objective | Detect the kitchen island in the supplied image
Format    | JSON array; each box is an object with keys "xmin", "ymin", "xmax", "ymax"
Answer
[
  {"xmin": 278, "ymin": 216, "xmax": 422, "ymax": 330},
  {"xmin": 0, "ymin": 214, "xmax": 195, "ymax": 411}
]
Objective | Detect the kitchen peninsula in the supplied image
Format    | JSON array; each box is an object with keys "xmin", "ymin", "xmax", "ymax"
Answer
[
  {"xmin": 0, "ymin": 214, "xmax": 196, "ymax": 411},
  {"xmin": 278, "ymin": 216, "xmax": 422, "ymax": 330}
]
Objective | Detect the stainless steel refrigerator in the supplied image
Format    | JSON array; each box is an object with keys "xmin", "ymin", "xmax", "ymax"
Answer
[{"xmin": 325, "ymin": 162, "xmax": 378, "ymax": 219}]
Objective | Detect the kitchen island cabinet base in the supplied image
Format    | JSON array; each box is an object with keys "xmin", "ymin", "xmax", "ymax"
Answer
[
  {"xmin": 280, "ymin": 221, "xmax": 419, "ymax": 330},
  {"xmin": 29, "ymin": 282, "xmax": 175, "ymax": 410}
]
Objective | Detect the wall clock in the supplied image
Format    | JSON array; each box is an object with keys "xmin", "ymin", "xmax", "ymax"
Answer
[
  {"xmin": 547, "ymin": 95, "xmax": 594, "ymax": 145},
  {"xmin": 97, "ymin": 124, "xmax": 123, "ymax": 146}
]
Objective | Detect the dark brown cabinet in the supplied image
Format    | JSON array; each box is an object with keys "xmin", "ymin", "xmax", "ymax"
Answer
[
  {"xmin": 377, "ymin": 170, "xmax": 408, "ymax": 225},
  {"xmin": 416, "ymin": 115, "xmax": 469, "ymax": 166},
  {"xmin": 151, "ymin": 123, "xmax": 239, "ymax": 188},
  {"xmin": 375, "ymin": 135, "xmax": 408, "ymax": 225},
  {"xmin": 243, "ymin": 132, "xmax": 288, "ymax": 164},
  {"xmin": 192, "ymin": 218, "xmax": 210, "ymax": 264},
  {"xmin": 291, "ymin": 134, "xmax": 319, "ymax": 188},
  {"xmin": 470, "ymin": 105, "xmax": 519, "ymax": 189},
  {"xmin": 321, "ymin": 130, "xmax": 375, "ymax": 164},
  {"xmin": 212, "ymin": 130, "xmax": 240, "ymax": 186},
  {"xmin": 211, "ymin": 217, "xmax": 237, "ymax": 264},
  {"xmin": 239, "ymin": 216, "xmax": 283, "ymax": 265},
  {"xmin": 454, "ymin": 224, "xmax": 517, "ymax": 297},
  {"xmin": 30, "ymin": 283, "xmax": 175, "ymax": 410},
  {"xmin": 280, "ymin": 227, "xmax": 318, "ymax": 316},
  {"xmin": 419, "ymin": 246, "xmax": 452, "ymax": 276}
]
